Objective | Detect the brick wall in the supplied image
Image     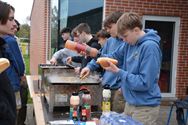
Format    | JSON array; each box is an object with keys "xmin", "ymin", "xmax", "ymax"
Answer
[
  {"xmin": 30, "ymin": 0, "xmax": 50, "ymax": 75},
  {"xmin": 105, "ymin": 0, "xmax": 188, "ymax": 98},
  {"xmin": 30, "ymin": 0, "xmax": 188, "ymax": 98}
]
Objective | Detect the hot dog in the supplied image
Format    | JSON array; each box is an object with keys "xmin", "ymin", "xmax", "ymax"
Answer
[{"xmin": 96, "ymin": 57, "xmax": 118, "ymax": 68}]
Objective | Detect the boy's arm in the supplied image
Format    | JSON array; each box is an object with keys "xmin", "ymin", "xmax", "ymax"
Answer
[
  {"xmin": 52, "ymin": 49, "xmax": 65, "ymax": 59},
  {"xmin": 86, "ymin": 59, "xmax": 100, "ymax": 71}
]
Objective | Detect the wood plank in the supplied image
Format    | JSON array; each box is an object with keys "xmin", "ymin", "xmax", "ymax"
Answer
[
  {"xmin": 26, "ymin": 75, "xmax": 47, "ymax": 125},
  {"xmin": 32, "ymin": 95, "xmax": 46, "ymax": 125},
  {"xmin": 26, "ymin": 75, "xmax": 39, "ymax": 98}
]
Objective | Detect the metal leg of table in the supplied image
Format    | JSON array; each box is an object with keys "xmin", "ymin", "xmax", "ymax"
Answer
[{"xmin": 166, "ymin": 104, "xmax": 174, "ymax": 125}]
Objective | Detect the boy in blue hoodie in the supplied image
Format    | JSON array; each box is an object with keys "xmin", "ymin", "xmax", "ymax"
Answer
[
  {"xmin": 80, "ymin": 11, "xmax": 125, "ymax": 113},
  {"xmin": 101, "ymin": 12, "xmax": 162, "ymax": 125}
]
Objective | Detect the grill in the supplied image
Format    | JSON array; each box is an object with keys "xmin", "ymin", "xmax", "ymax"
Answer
[{"xmin": 38, "ymin": 64, "xmax": 102, "ymax": 112}]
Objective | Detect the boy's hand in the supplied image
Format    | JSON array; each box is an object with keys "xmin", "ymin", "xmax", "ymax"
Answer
[
  {"xmin": 103, "ymin": 61, "xmax": 120, "ymax": 73},
  {"xmin": 66, "ymin": 57, "xmax": 72, "ymax": 64},
  {"xmin": 50, "ymin": 57, "xmax": 57, "ymax": 65},
  {"xmin": 80, "ymin": 67, "xmax": 90, "ymax": 79},
  {"xmin": 79, "ymin": 51, "xmax": 87, "ymax": 56}
]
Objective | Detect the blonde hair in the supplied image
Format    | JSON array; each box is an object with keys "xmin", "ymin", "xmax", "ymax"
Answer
[{"xmin": 117, "ymin": 12, "xmax": 143, "ymax": 36}]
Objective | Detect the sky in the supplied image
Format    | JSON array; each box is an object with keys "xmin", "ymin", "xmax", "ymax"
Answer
[{"xmin": 3, "ymin": 0, "xmax": 33, "ymax": 24}]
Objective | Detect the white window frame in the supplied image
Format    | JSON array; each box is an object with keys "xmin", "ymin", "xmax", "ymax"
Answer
[{"xmin": 142, "ymin": 15, "xmax": 180, "ymax": 98}]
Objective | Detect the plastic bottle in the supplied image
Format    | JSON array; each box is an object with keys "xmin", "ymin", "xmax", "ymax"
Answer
[
  {"xmin": 70, "ymin": 92, "xmax": 80, "ymax": 120},
  {"xmin": 65, "ymin": 40, "xmax": 99, "ymax": 57},
  {"xmin": 102, "ymin": 86, "xmax": 111, "ymax": 115},
  {"xmin": 82, "ymin": 90, "xmax": 91, "ymax": 120}
]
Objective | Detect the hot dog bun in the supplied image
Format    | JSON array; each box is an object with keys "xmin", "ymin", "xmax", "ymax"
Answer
[
  {"xmin": 0, "ymin": 58, "xmax": 10, "ymax": 73},
  {"xmin": 96, "ymin": 57, "xmax": 118, "ymax": 68}
]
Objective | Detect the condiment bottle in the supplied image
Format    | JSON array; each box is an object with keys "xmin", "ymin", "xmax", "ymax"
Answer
[
  {"xmin": 70, "ymin": 92, "xmax": 80, "ymax": 120},
  {"xmin": 82, "ymin": 90, "xmax": 91, "ymax": 120},
  {"xmin": 65, "ymin": 40, "xmax": 99, "ymax": 57},
  {"xmin": 102, "ymin": 86, "xmax": 111, "ymax": 114}
]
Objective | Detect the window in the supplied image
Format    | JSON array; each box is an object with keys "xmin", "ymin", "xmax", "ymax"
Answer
[
  {"xmin": 143, "ymin": 16, "xmax": 180, "ymax": 97},
  {"xmin": 50, "ymin": 0, "xmax": 104, "ymax": 53},
  {"xmin": 50, "ymin": 0, "xmax": 59, "ymax": 56}
]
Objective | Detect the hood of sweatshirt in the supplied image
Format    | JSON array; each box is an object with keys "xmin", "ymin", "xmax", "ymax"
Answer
[{"xmin": 137, "ymin": 29, "xmax": 161, "ymax": 46}]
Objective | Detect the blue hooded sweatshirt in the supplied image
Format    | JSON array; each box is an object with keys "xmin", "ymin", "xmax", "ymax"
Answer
[
  {"xmin": 87, "ymin": 37, "xmax": 124, "ymax": 89},
  {"xmin": 3, "ymin": 35, "xmax": 25, "ymax": 92},
  {"xmin": 109, "ymin": 29, "xmax": 162, "ymax": 106}
]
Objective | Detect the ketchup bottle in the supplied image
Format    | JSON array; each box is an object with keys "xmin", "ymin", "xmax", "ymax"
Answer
[{"xmin": 65, "ymin": 40, "xmax": 99, "ymax": 57}]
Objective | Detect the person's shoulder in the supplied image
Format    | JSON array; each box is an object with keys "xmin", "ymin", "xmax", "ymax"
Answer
[
  {"xmin": 140, "ymin": 40, "xmax": 160, "ymax": 54},
  {"xmin": 107, "ymin": 37, "xmax": 121, "ymax": 43},
  {"xmin": 3, "ymin": 35, "xmax": 16, "ymax": 42}
]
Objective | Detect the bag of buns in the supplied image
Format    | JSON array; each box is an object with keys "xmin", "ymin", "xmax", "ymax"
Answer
[{"xmin": 0, "ymin": 58, "xmax": 10, "ymax": 73}]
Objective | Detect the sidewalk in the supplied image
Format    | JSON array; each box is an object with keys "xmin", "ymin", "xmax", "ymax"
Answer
[{"xmin": 25, "ymin": 104, "xmax": 178, "ymax": 125}]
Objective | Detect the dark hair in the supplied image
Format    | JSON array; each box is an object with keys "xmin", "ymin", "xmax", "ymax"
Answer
[
  {"xmin": 96, "ymin": 29, "xmax": 110, "ymax": 39},
  {"xmin": 15, "ymin": 19, "xmax": 20, "ymax": 31},
  {"xmin": 103, "ymin": 11, "xmax": 123, "ymax": 28},
  {"xmin": 60, "ymin": 27, "xmax": 71, "ymax": 34},
  {"xmin": 76, "ymin": 23, "xmax": 91, "ymax": 34},
  {"xmin": 0, "ymin": 1, "xmax": 15, "ymax": 24}
]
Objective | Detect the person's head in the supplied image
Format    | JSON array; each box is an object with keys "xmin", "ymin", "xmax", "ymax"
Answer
[
  {"xmin": 71, "ymin": 26, "xmax": 79, "ymax": 43},
  {"xmin": 96, "ymin": 29, "xmax": 110, "ymax": 46},
  {"xmin": 103, "ymin": 11, "xmax": 123, "ymax": 37},
  {"xmin": 13, "ymin": 19, "xmax": 20, "ymax": 34},
  {"xmin": 117, "ymin": 12, "xmax": 143, "ymax": 44},
  {"xmin": 60, "ymin": 27, "xmax": 71, "ymax": 41},
  {"xmin": 0, "ymin": 1, "xmax": 16, "ymax": 36},
  {"xmin": 75, "ymin": 23, "xmax": 91, "ymax": 43}
]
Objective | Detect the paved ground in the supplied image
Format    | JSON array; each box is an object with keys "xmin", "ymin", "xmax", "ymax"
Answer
[
  {"xmin": 157, "ymin": 106, "xmax": 178, "ymax": 125},
  {"xmin": 24, "ymin": 104, "xmax": 180, "ymax": 125}
]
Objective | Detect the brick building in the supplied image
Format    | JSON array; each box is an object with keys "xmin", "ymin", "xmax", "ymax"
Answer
[{"xmin": 30, "ymin": 0, "xmax": 188, "ymax": 99}]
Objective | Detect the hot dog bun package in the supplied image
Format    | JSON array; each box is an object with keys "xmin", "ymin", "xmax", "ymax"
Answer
[{"xmin": 0, "ymin": 58, "xmax": 10, "ymax": 73}]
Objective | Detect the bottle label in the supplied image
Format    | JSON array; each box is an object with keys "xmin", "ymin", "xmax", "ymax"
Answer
[
  {"xmin": 72, "ymin": 110, "xmax": 78, "ymax": 121},
  {"xmin": 75, "ymin": 43, "xmax": 86, "ymax": 53},
  {"xmin": 102, "ymin": 101, "xmax": 111, "ymax": 112},
  {"xmin": 84, "ymin": 104, "xmax": 91, "ymax": 120}
]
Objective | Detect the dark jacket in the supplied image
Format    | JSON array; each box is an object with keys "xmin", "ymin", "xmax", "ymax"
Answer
[
  {"xmin": 3, "ymin": 35, "xmax": 25, "ymax": 92},
  {"xmin": 0, "ymin": 37, "xmax": 16, "ymax": 125},
  {"xmin": 72, "ymin": 37, "xmax": 101, "ymax": 69}
]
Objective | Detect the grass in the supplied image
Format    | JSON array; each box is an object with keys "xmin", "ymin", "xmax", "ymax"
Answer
[
  {"xmin": 23, "ymin": 54, "xmax": 33, "ymax": 103},
  {"xmin": 23, "ymin": 54, "xmax": 30, "ymax": 75}
]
